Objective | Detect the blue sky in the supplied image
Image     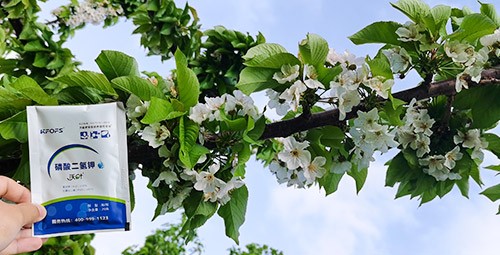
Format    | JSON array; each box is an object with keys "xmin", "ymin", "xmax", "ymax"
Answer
[{"xmin": 38, "ymin": 1, "xmax": 500, "ymax": 254}]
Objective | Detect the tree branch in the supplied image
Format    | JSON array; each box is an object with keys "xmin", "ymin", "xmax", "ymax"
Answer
[
  {"xmin": 260, "ymin": 66, "xmax": 500, "ymax": 139},
  {"xmin": 1, "ymin": 67, "xmax": 499, "ymax": 175}
]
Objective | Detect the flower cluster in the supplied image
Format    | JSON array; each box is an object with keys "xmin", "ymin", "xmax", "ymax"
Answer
[
  {"xmin": 418, "ymin": 147, "xmax": 463, "ymax": 181},
  {"xmin": 125, "ymin": 94, "xmax": 171, "ymax": 148},
  {"xmin": 53, "ymin": 0, "xmax": 123, "ymax": 27},
  {"xmin": 266, "ymin": 64, "xmax": 324, "ymax": 115},
  {"xmin": 180, "ymin": 163, "xmax": 245, "ymax": 205},
  {"xmin": 454, "ymin": 129, "xmax": 488, "ymax": 161},
  {"xmin": 326, "ymin": 50, "xmax": 367, "ymax": 120},
  {"xmin": 396, "ymin": 99, "xmax": 435, "ymax": 157},
  {"xmin": 349, "ymin": 108, "xmax": 398, "ymax": 171},
  {"xmin": 396, "ymin": 22, "xmax": 425, "ymax": 43},
  {"xmin": 269, "ymin": 136, "xmax": 327, "ymax": 187},
  {"xmin": 445, "ymin": 40, "xmax": 489, "ymax": 92},
  {"xmin": 382, "ymin": 47, "xmax": 412, "ymax": 74},
  {"xmin": 189, "ymin": 90, "xmax": 259, "ymax": 124},
  {"xmin": 415, "ymin": 129, "xmax": 487, "ymax": 182}
]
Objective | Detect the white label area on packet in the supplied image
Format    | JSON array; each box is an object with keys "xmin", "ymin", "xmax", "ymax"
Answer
[{"xmin": 27, "ymin": 103, "xmax": 131, "ymax": 237}]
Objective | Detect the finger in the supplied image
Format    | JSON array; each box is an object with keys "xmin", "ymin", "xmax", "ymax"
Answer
[
  {"xmin": 14, "ymin": 203, "xmax": 47, "ymax": 227},
  {"xmin": 0, "ymin": 237, "xmax": 44, "ymax": 255},
  {"xmin": 0, "ymin": 176, "xmax": 31, "ymax": 204},
  {"xmin": 15, "ymin": 228, "xmax": 34, "ymax": 239}
]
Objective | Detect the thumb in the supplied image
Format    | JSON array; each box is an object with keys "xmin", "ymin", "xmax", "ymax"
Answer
[{"xmin": 15, "ymin": 203, "xmax": 47, "ymax": 227}]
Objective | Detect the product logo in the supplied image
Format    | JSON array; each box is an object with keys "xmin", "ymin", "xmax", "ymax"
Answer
[
  {"xmin": 47, "ymin": 144, "xmax": 100, "ymax": 178},
  {"xmin": 80, "ymin": 130, "xmax": 111, "ymax": 140},
  {"xmin": 40, "ymin": 128, "xmax": 64, "ymax": 134}
]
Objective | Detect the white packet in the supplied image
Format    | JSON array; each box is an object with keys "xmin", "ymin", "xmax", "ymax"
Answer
[{"xmin": 27, "ymin": 102, "xmax": 131, "ymax": 237}]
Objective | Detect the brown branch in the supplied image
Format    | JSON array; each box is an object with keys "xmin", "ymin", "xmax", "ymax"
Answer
[
  {"xmin": 260, "ymin": 66, "xmax": 500, "ymax": 140},
  {"xmin": 1, "ymin": 67, "xmax": 499, "ymax": 175}
]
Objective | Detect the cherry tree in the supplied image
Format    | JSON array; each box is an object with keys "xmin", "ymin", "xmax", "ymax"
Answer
[{"xmin": 0, "ymin": 0, "xmax": 499, "ymax": 251}]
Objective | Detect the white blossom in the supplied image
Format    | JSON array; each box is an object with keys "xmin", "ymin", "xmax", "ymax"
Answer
[
  {"xmin": 126, "ymin": 94, "xmax": 149, "ymax": 119},
  {"xmin": 63, "ymin": 0, "xmax": 123, "ymax": 27},
  {"xmin": 444, "ymin": 146, "xmax": 463, "ymax": 169},
  {"xmin": 366, "ymin": 77, "xmax": 394, "ymax": 99},
  {"xmin": 445, "ymin": 41, "xmax": 474, "ymax": 64},
  {"xmin": 217, "ymin": 178, "xmax": 245, "ymax": 205},
  {"xmin": 269, "ymin": 161, "xmax": 292, "ymax": 184},
  {"xmin": 354, "ymin": 108, "xmax": 380, "ymax": 131},
  {"xmin": 480, "ymin": 29, "xmax": 500, "ymax": 47},
  {"xmin": 141, "ymin": 123, "xmax": 170, "ymax": 148},
  {"xmin": 152, "ymin": 171, "xmax": 179, "ymax": 187},
  {"xmin": 193, "ymin": 163, "xmax": 225, "ymax": 194},
  {"xmin": 412, "ymin": 110, "xmax": 435, "ymax": 136},
  {"xmin": 279, "ymin": 80, "xmax": 307, "ymax": 112},
  {"xmin": 364, "ymin": 125, "xmax": 398, "ymax": 153},
  {"xmin": 303, "ymin": 156, "xmax": 327, "ymax": 184},
  {"xmin": 277, "ymin": 136, "xmax": 311, "ymax": 170},
  {"xmin": 382, "ymin": 47, "xmax": 412, "ymax": 73},
  {"xmin": 273, "ymin": 64, "xmax": 300, "ymax": 84},
  {"xmin": 266, "ymin": 89, "xmax": 290, "ymax": 116},
  {"xmin": 189, "ymin": 103, "xmax": 211, "ymax": 124},
  {"xmin": 413, "ymin": 134, "xmax": 431, "ymax": 157},
  {"xmin": 331, "ymin": 161, "xmax": 352, "ymax": 174},
  {"xmin": 454, "ymin": 129, "xmax": 481, "ymax": 148},
  {"xmin": 338, "ymin": 90, "xmax": 361, "ymax": 120},
  {"xmin": 327, "ymin": 49, "xmax": 364, "ymax": 69},
  {"xmin": 396, "ymin": 22, "xmax": 423, "ymax": 42},
  {"xmin": 287, "ymin": 170, "xmax": 307, "ymax": 188}
]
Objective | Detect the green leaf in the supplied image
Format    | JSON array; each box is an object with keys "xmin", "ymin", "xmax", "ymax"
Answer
[
  {"xmin": 381, "ymin": 101, "xmax": 404, "ymax": 126},
  {"xmin": 111, "ymin": 76, "xmax": 164, "ymax": 101},
  {"xmin": 319, "ymin": 172, "xmax": 344, "ymax": 195},
  {"xmin": 298, "ymin": 33, "xmax": 329, "ymax": 67},
  {"xmin": 395, "ymin": 181, "xmax": 412, "ymax": 198},
  {"xmin": 349, "ymin": 21, "xmax": 403, "ymax": 46},
  {"xmin": 317, "ymin": 65, "xmax": 343, "ymax": 85},
  {"xmin": 178, "ymin": 117, "xmax": 199, "ymax": 169},
  {"xmin": 9, "ymin": 76, "xmax": 58, "ymax": 105},
  {"xmin": 12, "ymin": 143, "xmax": 29, "ymax": 185},
  {"xmin": 221, "ymin": 112, "xmax": 247, "ymax": 131},
  {"xmin": 483, "ymin": 133, "xmax": 500, "ymax": 159},
  {"xmin": 470, "ymin": 163, "xmax": 483, "ymax": 186},
  {"xmin": 367, "ymin": 54, "xmax": 393, "ymax": 80},
  {"xmin": 56, "ymin": 87, "xmax": 105, "ymax": 104},
  {"xmin": 236, "ymin": 67, "xmax": 280, "ymax": 94},
  {"xmin": 243, "ymin": 116, "xmax": 266, "ymax": 144},
  {"xmin": 481, "ymin": 183, "xmax": 500, "ymax": 202},
  {"xmin": 454, "ymin": 84, "xmax": 500, "ymax": 129},
  {"xmin": 54, "ymin": 71, "xmax": 117, "ymax": 97},
  {"xmin": 385, "ymin": 152, "xmax": 410, "ymax": 187},
  {"xmin": 391, "ymin": 0, "xmax": 431, "ymax": 24},
  {"xmin": 217, "ymin": 186, "xmax": 248, "ymax": 244},
  {"xmin": 175, "ymin": 50, "xmax": 200, "ymax": 109},
  {"xmin": 486, "ymin": 165, "xmax": 500, "ymax": 172},
  {"xmin": 429, "ymin": 5, "xmax": 452, "ymax": 37},
  {"xmin": 456, "ymin": 175, "xmax": 470, "ymax": 198},
  {"xmin": 182, "ymin": 190, "xmax": 218, "ymax": 240},
  {"xmin": 95, "ymin": 50, "xmax": 140, "ymax": 80},
  {"xmin": 420, "ymin": 188, "xmax": 437, "ymax": 205},
  {"xmin": 243, "ymin": 43, "xmax": 300, "ymax": 69},
  {"xmin": 319, "ymin": 126, "xmax": 344, "ymax": 148},
  {"xmin": 479, "ymin": 1, "xmax": 500, "ymax": 27},
  {"xmin": 23, "ymin": 40, "xmax": 49, "ymax": 52},
  {"xmin": 0, "ymin": 111, "xmax": 27, "ymax": 143},
  {"xmin": 347, "ymin": 168, "xmax": 368, "ymax": 194},
  {"xmin": 449, "ymin": 13, "xmax": 497, "ymax": 43},
  {"xmin": 141, "ymin": 97, "xmax": 174, "ymax": 124}
]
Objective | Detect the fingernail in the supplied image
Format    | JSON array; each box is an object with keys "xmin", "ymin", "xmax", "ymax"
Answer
[{"xmin": 35, "ymin": 204, "xmax": 47, "ymax": 218}]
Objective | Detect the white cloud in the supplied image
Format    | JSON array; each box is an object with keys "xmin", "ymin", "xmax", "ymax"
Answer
[{"xmin": 267, "ymin": 156, "xmax": 500, "ymax": 255}]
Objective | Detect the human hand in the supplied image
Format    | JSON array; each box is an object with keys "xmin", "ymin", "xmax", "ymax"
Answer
[{"xmin": 0, "ymin": 176, "xmax": 47, "ymax": 255}]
